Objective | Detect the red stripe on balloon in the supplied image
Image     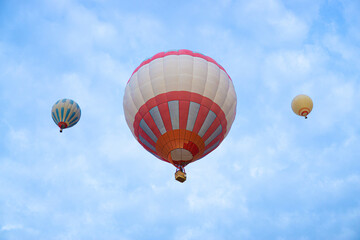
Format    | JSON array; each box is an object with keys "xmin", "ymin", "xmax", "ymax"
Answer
[
  {"xmin": 200, "ymin": 97, "xmax": 214, "ymax": 109},
  {"xmin": 145, "ymin": 97, "xmax": 157, "ymax": 111},
  {"xmin": 192, "ymin": 105, "xmax": 210, "ymax": 134},
  {"xmin": 138, "ymin": 141, "xmax": 158, "ymax": 156},
  {"xmin": 178, "ymin": 91, "xmax": 192, "ymax": 101},
  {"xmin": 157, "ymin": 102, "xmax": 172, "ymax": 132},
  {"xmin": 210, "ymin": 103, "xmax": 227, "ymax": 132},
  {"xmin": 142, "ymin": 111, "xmax": 162, "ymax": 138},
  {"xmin": 138, "ymin": 128, "xmax": 156, "ymax": 148},
  {"xmin": 205, "ymin": 134, "xmax": 223, "ymax": 151},
  {"xmin": 202, "ymin": 143, "xmax": 220, "ymax": 158},
  {"xmin": 138, "ymin": 104, "xmax": 149, "ymax": 118},
  {"xmin": 133, "ymin": 91, "xmax": 228, "ymax": 138},
  {"xmin": 202, "ymin": 118, "xmax": 221, "ymax": 142},
  {"xmin": 190, "ymin": 92, "xmax": 203, "ymax": 103},
  {"xmin": 166, "ymin": 91, "xmax": 180, "ymax": 102},
  {"xmin": 154, "ymin": 93, "xmax": 168, "ymax": 105},
  {"xmin": 133, "ymin": 113, "xmax": 143, "ymax": 138}
]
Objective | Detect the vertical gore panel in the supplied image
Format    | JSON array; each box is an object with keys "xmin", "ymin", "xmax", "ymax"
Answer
[
  {"xmin": 68, "ymin": 117, "xmax": 79, "ymax": 127},
  {"xmin": 192, "ymin": 105, "xmax": 210, "ymax": 134},
  {"xmin": 202, "ymin": 62, "xmax": 220, "ymax": 100},
  {"xmin": 149, "ymin": 106, "xmax": 166, "ymax": 135},
  {"xmin": 186, "ymin": 102, "xmax": 200, "ymax": 131},
  {"xmin": 157, "ymin": 102, "xmax": 172, "ymax": 132},
  {"xmin": 179, "ymin": 100, "xmax": 190, "ymax": 129},
  {"xmin": 198, "ymin": 110, "xmax": 216, "ymax": 137},
  {"xmin": 64, "ymin": 109, "xmax": 71, "ymax": 122},
  {"xmin": 129, "ymin": 73, "xmax": 144, "ymax": 110},
  {"xmin": 143, "ymin": 112, "xmax": 162, "ymax": 138},
  {"xmin": 178, "ymin": 55, "xmax": 193, "ymax": 92},
  {"xmin": 139, "ymin": 135, "xmax": 156, "ymax": 152},
  {"xmin": 191, "ymin": 57, "xmax": 208, "ymax": 95},
  {"xmin": 52, "ymin": 112, "xmax": 58, "ymax": 123},
  {"xmin": 149, "ymin": 58, "xmax": 167, "ymax": 96},
  {"xmin": 204, "ymin": 140, "xmax": 220, "ymax": 154},
  {"xmin": 60, "ymin": 107, "xmax": 64, "ymax": 121},
  {"xmin": 205, "ymin": 125, "xmax": 222, "ymax": 146},
  {"xmin": 140, "ymin": 119, "xmax": 158, "ymax": 143},
  {"xmin": 213, "ymin": 70, "xmax": 229, "ymax": 108},
  {"xmin": 164, "ymin": 55, "xmax": 179, "ymax": 92},
  {"xmin": 137, "ymin": 64, "xmax": 154, "ymax": 103},
  {"xmin": 168, "ymin": 100, "xmax": 179, "ymax": 130}
]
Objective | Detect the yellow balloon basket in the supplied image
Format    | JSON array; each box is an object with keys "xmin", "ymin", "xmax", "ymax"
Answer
[{"xmin": 175, "ymin": 170, "xmax": 187, "ymax": 183}]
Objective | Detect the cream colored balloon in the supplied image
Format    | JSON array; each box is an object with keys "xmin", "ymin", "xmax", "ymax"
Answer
[{"xmin": 291, "ymin": 94, "xmax": 313, "ymax": 119}]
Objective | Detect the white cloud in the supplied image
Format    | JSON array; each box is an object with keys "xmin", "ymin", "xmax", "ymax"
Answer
[
  {"xmin": 7, "ymin": 128, "xmax": 30, "ymax": 151},
  {"xmin": 1, "ymin": 224, "xmax": 23, "ymax": 231},
  {"xmin": 233, "ymin": 0, "xmax": 309, "ymax": 45},
  {"xmin": 323, "ymin": 33, "xmax": 360, "ymax": 62}
]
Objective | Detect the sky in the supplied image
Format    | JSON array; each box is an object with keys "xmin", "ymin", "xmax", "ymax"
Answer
[{"xmin": 1, "ymin": 0, "xmax": 360, "ymax": 239}]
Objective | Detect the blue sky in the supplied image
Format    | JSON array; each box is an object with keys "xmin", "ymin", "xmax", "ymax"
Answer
[{"xmin": 1, "ymin": 0, "xmax": 360, "ymax": 239}]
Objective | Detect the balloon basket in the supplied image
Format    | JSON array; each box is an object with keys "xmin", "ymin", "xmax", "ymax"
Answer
[{"xmin": 175, "ymin": 170, "xmax": 186, "ymax": 183}]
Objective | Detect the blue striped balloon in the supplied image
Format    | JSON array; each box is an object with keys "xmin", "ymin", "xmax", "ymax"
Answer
[{"xmin": 51, "ymin": 99, "xmax": 81, "ymax": 132}]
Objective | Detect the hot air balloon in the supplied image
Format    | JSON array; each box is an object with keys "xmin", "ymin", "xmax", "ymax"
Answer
[
  {"xmin": 123, "ymin": 50, "xmax": 237, "ymax": 182},
  {"xmin": 291, "ymin": 94, "xmax": 313, "ymax": 119},
  {"xmin": 51, "ymin": 98, "xmax": 81, "ymax": 132}
]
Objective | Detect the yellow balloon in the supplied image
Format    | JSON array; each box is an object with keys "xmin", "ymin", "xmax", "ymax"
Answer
[{"xmin": 291, "ymin": 94, "xmax": 313, "ymax": 119}]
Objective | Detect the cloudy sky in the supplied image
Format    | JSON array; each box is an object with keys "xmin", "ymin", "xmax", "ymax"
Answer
[{"xmin": 1, "ymin": 0, "xmax": 360, "ymax": 239}]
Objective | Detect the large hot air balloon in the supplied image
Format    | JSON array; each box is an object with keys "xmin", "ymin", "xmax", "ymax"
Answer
[
  {"xmin": 51, "ymin": 98, "xmax": 81, "ymax": 132},
  {"xmin": 291, "ymin": 94, "xmax": 313, "ymax": 119},
  {"xmin": 123, "ymin": 50, "xmax": 237, "ymax": 182}
]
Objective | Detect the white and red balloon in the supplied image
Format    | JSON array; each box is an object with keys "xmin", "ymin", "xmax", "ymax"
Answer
[{"xmin": 123, "ymin": 50, "xmax": 237, "ymax": 171}]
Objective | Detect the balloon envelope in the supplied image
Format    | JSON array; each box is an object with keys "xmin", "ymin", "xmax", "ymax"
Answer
[
  {"xmin": 123, "ymin": 50, "xmax": 237, "ymax": 168},
  {"xmin": 291, "ymin": 94, "xmax": 313, "ymax": 118},
  {"xmin": 51, "ymin": 98, "xmax": 81, "ymax": 132}
]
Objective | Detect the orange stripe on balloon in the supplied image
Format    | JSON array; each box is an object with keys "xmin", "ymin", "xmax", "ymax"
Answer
[
  {"xmin": 298, "ymin": 107, "xmax": 310, "ymax": 116},
  {"xmin": 155, "ymin": 129, "xmax": 206, "ymax": 166}
]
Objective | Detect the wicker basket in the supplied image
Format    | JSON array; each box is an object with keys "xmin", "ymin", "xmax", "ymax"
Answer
[{"xmin": 175, "ymin": 170, "xmax": 187, "ymax": 183}]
